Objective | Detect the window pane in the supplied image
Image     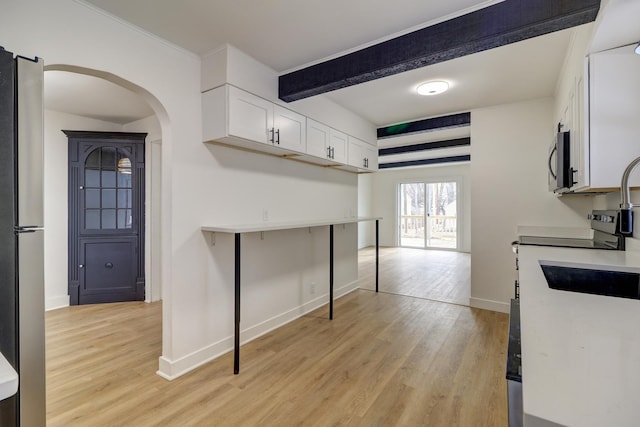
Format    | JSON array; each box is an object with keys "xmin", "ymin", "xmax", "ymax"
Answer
[
  {"xmin": 85, "ymin": 149, "xmax": 100, "ymax": 168},
  {"xmin": 426, "ymin": 182, "xmax": 457, "ymax": 249},
  {"xmin": 399, "ymin": 183, "xmax": 425, "ymax": 248},
  {"xmin": 85, "ymin": 189, "xmax": 100, "ymax": 209},
  {"xmin": 85, "ymin": 209, "xmax": 100, "ymax": 229},
  {"xmin": 117, "ymin": 189, "xmax": 132, "ymax": 208},
  {"xmin": 85, "ymin": 169, "xmax": 100, "ymax": 187},
  {"xmin": 102, "ymin": 170, "xmax": 116, "ymax": 187},
  {"xmin": 101, "ymin": 147, "xmax": 116, "ymax": 170},
  {"xmin": 102, "ymin": 189, "xmax": 116, "ymax": 209},
  {"xmin": 117, "ymin": 209, "xmax": 132, "ymax": 229},
  {"xmin": 117, "ymin": 152, "xmax": 132, "ymax": 186},
  {"xmin": 117, "ymin": 170, "xmax": 132, "ymax": 188},
  {"xmin": 101, "ymin": 209, "xmax": 116, "ymax": 229}
]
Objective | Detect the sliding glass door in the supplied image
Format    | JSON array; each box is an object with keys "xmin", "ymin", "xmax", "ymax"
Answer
[{"xmin": 399, "ymin": 181, "xmax": 458, "ymax": 249}]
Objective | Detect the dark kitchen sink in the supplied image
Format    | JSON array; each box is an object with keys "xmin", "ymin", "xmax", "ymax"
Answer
[{"xmin": 539, "ymin": 260, "xmax": 640, "ymax": 300}]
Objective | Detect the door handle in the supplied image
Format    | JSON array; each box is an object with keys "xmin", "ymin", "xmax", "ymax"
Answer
[
  {"xmin": 79, "ymin": 264, "xmax": 84, "ymax": 268},
  {"xmin": 105, "ymin": 262, "xmax": 114, "ymax": 269},
  {"xmin": 275, "ymin": 129, "xmax": 280, "ymax": 145},
  {"xmin": 269, "ymin": 128, "xmax": 275, "ymax": 144},
  {"xmin": 548, "ymin": 145, "xmax": 557, "ymax": 179}
]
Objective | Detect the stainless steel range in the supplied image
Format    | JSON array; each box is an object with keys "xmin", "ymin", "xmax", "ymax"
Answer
[{"xmin": 518, "ymin": 210, "xmax": 625, "ymax": 251}]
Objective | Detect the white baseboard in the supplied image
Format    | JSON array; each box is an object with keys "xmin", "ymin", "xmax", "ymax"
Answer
[
  {"xmin": 156, "ymin": 279, "xmax": 359, "ymax": 381},
  {"xmin": 469, "ymin": 297, "xmax": 510, "ymax": 313},
  {"xmin": 45, "ymin": 295, "xmax": 70, "ymax": 311}
]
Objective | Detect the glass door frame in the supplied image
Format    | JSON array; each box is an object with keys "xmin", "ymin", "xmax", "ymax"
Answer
[{"xmin": 397, "ymin": 177, "xmax": 461, "ymax": 251}]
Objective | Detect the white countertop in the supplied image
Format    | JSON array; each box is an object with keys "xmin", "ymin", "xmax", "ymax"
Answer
[
  {"xmin": 202, "ymin": 216, "xmax": 382, "ymax": 234},
  {"xmin": 518, "ymin": 245, "xmax": 640, "ymax": 427},
  {"xmin": 0, "ymin": 351, "xmax": 18, "ymax": 401}
]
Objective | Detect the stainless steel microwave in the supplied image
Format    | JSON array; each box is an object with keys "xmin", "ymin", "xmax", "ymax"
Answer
[{"xmin": 548, "ymin": 130, "xmax": 572, "ymax": 193}]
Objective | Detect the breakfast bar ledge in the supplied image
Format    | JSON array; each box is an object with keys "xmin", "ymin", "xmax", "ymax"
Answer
[{"xmin": 201, "ymin": 216, "xmax": 382, "ymax": 374}]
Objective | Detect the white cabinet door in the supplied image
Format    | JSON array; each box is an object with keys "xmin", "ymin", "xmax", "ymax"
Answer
[
  {"xmin": 306, "ymin": 119, "xmax": 331, "ymax": 159},
  {"xmin": 348, "ymin": 136, "xmax": 378, "ymax": 170},
  {"xmin": 228, "ymin": 85, "xmax": 273, "ymax": 145},
  {"xmin": 274, "ymin": 105, "xmax": 306, "ymax": 153},
  {"xmin": 573, "ymin": 73, "xmax": 589, "ymax": 189},
  {"xmin": 588, "ymin": 44, "xmax": 640, "ymax": 189},
  {"xmin": 362, "ymin": 144, "xmax": 378, "ymax": 171},
  {"xmin": 330, "ymin": 129, "xmax": 348, "ymax": 163},
  {"xmin": 348, "ymin": 138, "xmax": 364, "ymax": 168}
]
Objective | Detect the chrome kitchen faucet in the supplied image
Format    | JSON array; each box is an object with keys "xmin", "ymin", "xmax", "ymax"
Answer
[{"xmin": 620, "ymin": 156, "xmax": 640, "ymax": 234}]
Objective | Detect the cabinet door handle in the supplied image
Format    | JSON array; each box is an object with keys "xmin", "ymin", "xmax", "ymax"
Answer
[
  {"xmin": 327, "ymin": 146, "xmax": 331, "ymax": 158},
  {"xmin": 275, "ymin": 129, "xmax": 280, "ymax": 145},
  {"xmin": 331, "ymin": 147, "xmax": 335, "ymax": 159},
  {"xmin": 269, "ymin": 128, "xmax": 275, "ymax": 144}
]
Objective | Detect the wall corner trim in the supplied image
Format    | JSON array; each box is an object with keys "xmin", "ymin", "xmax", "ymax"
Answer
[{"xmin": 469, "ymin": 297, "xmax": 510, "ymax": 313}]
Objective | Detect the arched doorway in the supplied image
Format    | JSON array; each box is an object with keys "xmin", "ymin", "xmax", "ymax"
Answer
[{"xmin": 42, "ymin": 68, "xmax": 165, "ymax": 308}]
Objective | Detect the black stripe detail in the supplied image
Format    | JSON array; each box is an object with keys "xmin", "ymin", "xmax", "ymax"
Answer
[
  {"xmin": 379, "ymin": 137, "xmax": 470, "ymax": 156},
  {"xmin": 377, "ymin": 113, "xmax": 471, "ymax": 139},
  {"xmin": 279, "ymin": 0, "xmax": 600, "ymax": 102},
  {"xmin": 379, "ymin": 155, "xmax": 471, "ymax": 169}
]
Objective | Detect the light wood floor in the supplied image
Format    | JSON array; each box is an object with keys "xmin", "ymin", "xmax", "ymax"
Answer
[
  {"xmin": 359, "ymin": 246, "xmax": 470, "ymax": 306},
  {"xmin": 46, "ymin": 293, "xmax": 508, "ymax": 426}
]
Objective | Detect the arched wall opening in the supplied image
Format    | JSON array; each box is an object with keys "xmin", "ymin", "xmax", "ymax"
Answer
[{"xmin": 41, "ymin": 64, "xmax": 169, "ymax": 311}]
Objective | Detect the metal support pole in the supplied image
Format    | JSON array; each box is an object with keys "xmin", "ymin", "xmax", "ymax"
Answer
[
  {"xmin": 234, "ymin": 233, "xmax": 241, "ymax": 374},
  {"xmin": 376, "ymin": 219, "xmax": 379, "ymax": 293},
  {"xmin": 329, "ymin": 224, "xmax": 334, "ymax": 320}
]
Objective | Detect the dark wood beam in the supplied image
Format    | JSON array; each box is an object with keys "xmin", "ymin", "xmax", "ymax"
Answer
[
  {"xmin": 279, "ymin": 0, "xmax": 600, "ymax": 102},
  {"xmin": 378, "ymin": 112, "xmax": 470, "ymax": 139},
  {"xmin": 379, "ymin": 155, "xmax": 471, "ymax": 169},
  {"xmin": 379, "ymin": 137, "xmax": 470, "ymax": 156}
]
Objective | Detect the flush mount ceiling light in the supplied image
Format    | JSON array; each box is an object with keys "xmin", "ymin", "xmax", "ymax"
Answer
[
  {"xmin": 416, "ymin": 80, "xmax": 449, "ymax": 96},
  {"xmin": 636, "ymin": 42, "xmax": 640, "ymax": 55}
]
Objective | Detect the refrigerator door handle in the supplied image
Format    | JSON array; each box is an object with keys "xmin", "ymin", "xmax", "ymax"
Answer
[{"xmin": 15, "ymin": 225, "xmax": 45, "ymax": 233}]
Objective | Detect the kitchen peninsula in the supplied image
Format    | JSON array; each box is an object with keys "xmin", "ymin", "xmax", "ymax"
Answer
[{"xmin": 518, "ymin": 245, "xmax": 640, "ymax": 426}]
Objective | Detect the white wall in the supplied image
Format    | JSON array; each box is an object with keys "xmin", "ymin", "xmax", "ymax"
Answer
[
  {"xmin": 470, "ymin": 98, "xmax": 594, "ymax": 312},
  {"xmin": 3, "ymin": 0, "xmax": 370, "ymax": 380},
  {"xmin": 357, "ymin": 174, "xmax": 374, "ymax": 248},
  {"xmin": 371, "ymin": 164, "xmax": 471, "ymax": 252},
  {"xmin": 123, "ymin": 115, "xmax": 163, "ymax": 303},
  {"xmin": 43, "ymin": 109, "xmax": 123, "ymax": 310}
]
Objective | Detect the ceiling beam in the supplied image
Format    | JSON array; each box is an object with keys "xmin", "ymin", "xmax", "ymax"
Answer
[
  {"xmin": 379, "ymin": 138, "xmax": 471, "ymax": 156},
  {"xmin": 379, "ymin": 155, "xmax": 471, "ymax": 170},
  {"xmin": 279, "ymin": 0, "xmax": 600, "ymax": 102},
  {"xmin": 378, "ymin": 112, "xmax": 470, "ymax": 139}
]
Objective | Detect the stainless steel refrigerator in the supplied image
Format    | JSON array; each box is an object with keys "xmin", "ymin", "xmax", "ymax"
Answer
[{"xmin": 0, "ymin": 47, "xmax": 46, "ymax": 427}]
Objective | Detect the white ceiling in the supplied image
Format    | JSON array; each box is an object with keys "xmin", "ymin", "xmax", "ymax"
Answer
[
  {"xmin": 48, "ymin": 0, "xmax": 578, "ymax": 129},
  {"xmin": 44, "ymin": 71, "xmax": 153, "ymax": 125}
]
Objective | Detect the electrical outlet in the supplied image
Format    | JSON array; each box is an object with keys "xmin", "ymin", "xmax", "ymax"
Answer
[
  {"xmin": 310, "ymin": 282, "xmax": 316, "ymax": 294},
  {"xmin": 262, "ymin": 208, "xmax": 269, "ymax": 222}
]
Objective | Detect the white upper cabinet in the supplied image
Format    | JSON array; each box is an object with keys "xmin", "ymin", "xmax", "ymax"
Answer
[
  {"xmin": 584, "ymin": 44, "xmax": 640, "ymax": 190},
  {"xmin": 306, "ymin": 119, "xmax": 331, "ymax": 159},
  {"xmin": 559, "ymin": 43, "xmax": 640, "ymax": 192},
  {"xmin": 347, "ymin": 136, "xmax": 378, "ymax": 172},
  {"xmin": 227, "ymin": 85, "xmax": 273, "ymax": 145},
  {"xmin": 203, "ymin": 84, "xmax": 306, "ymax": 154},
  {"xmin": 305, "ymin": 119, "xmax": 349, "ymax": 164},
  {"xmin": 202, "ymin": 84, "xmax": 377, "ymax": 172},
  {"xmin": 329, "ymin": 128, "xmax": 348, "ymax": 164},
  {"xmin": 273, "ymin": 105, "xmax": 306, "ymax": 153}
]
